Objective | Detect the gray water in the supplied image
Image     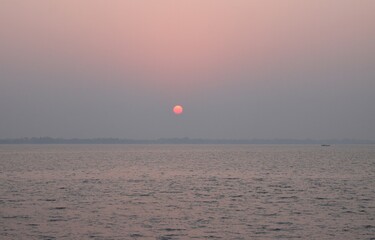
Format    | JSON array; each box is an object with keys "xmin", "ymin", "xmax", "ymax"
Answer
[{"xmin": 0, "ymin": 144, "xmax": 374, "ymax": 239}]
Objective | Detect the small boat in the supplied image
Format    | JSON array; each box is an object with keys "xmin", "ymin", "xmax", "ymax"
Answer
[{"xmin": 321, "ymin": 144, "xmax": 331, "ymax": 147}]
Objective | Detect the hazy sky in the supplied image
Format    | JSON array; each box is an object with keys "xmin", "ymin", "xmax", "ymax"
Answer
[{"xmin": 1, "ymin": 0, "xmax": 374, "ymax": 140}]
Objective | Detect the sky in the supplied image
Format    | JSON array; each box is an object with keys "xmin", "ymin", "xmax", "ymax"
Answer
[{"xmin": 0, "ymin": 0, "xmax": 374, "ymax": 140}]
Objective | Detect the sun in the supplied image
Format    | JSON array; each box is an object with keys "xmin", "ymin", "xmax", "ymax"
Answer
[{"xmin": 173, "ymin": 105, "xmax": 183, "ymax": 115}]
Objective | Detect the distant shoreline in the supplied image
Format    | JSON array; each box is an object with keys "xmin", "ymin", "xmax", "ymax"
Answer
[{"xmin": 0, "ymin": 137, "xmax": 373, "ymax": 145}]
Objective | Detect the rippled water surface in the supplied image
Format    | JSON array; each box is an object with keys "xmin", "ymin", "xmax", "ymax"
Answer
[{"xmin": 1, "ymin": 144, "xmax": 374, "ymax": 239}]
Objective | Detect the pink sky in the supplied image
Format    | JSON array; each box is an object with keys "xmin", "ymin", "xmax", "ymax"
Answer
[{"xmin": 0, "ymin": 0, "xmax": 374, "ymax": 139}]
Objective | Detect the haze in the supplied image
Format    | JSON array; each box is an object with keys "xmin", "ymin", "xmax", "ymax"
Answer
[{"xmin": 1, "ymin": 0, "xmax": 374, "ymax": 140}]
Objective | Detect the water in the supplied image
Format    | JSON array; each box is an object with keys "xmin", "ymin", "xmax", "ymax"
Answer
[{"xmin": 0, "ymin": 144, "xmax": 374, "ymax": 239}]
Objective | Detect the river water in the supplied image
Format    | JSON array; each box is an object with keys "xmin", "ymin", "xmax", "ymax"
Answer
[{"xmin": 0, "ymin": 144, "xmax": 374, "ymax": 239}]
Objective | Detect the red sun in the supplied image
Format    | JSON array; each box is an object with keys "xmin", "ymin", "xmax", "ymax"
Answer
[{"xmin": 173, "ymin": 105, "xmax": 183, "ymax": 115}]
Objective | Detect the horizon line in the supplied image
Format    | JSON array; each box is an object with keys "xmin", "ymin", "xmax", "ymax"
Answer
[{"xmin": 0, "ymin": 137, "xmax": 374, "ymax": 144}]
